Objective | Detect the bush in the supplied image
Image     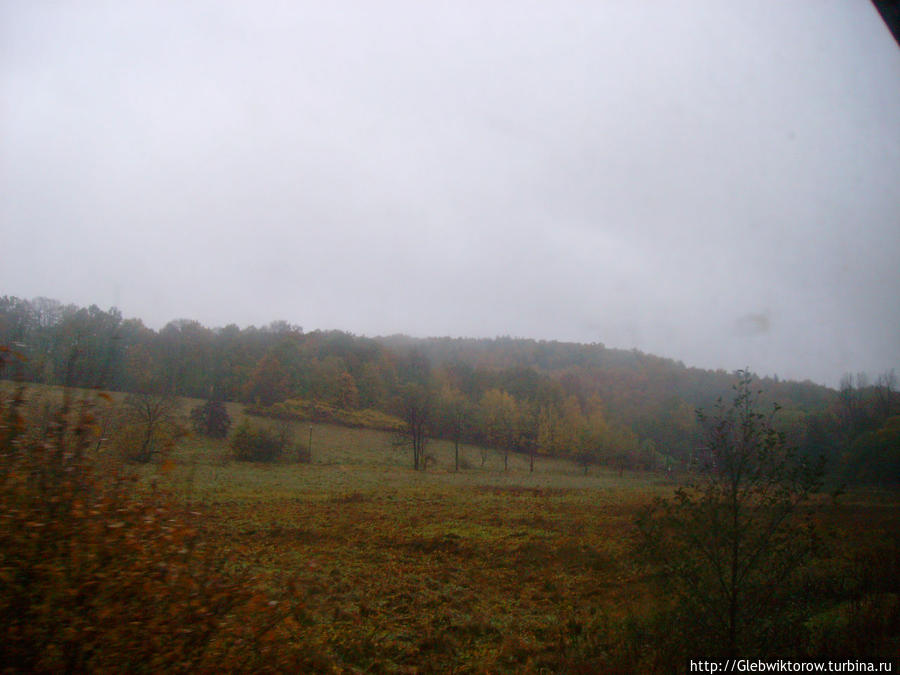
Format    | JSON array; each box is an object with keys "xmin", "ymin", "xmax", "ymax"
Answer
[
  {"xmin": 0, "ymin": 383, "xmax": 318, "ymax": 672},
  {"xmin": 246, "ymin": 398, "xmax": 405, "ymax": 432},
  {"xmin": 190, "ymin": 399, "xmax": 232, "ymax": 438},
  {"xmin": 231, "ymin": 420, "xmax": 285, "ymax": 462}
]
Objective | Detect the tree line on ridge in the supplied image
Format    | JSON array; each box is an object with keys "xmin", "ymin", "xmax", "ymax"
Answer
[{"xmin": 1, "ymin": 295, "xmax": 896, "ymax": 483}]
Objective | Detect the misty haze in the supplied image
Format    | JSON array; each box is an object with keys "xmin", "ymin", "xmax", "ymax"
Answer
[
  {"xmin": 2, "ymin": 1, "xmax": 899, "ymax": 386},
  {"xmin": 1, "ymin": 1, "xmax": 898, "ymax": 672}
]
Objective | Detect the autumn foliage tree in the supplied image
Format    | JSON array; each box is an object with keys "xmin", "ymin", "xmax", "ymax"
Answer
[
  {"xmin": 242, "ymin": 353, "xmax": 291, "ymax": 407},
  {"xmin": 479, "ymin": 388, "xmax": 521, "ymax": 471}
]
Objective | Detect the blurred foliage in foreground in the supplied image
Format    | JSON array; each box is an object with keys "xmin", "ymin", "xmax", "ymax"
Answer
[{"xmin": 0, "ymin": 351, "xmax": 324, "ymax": 673}]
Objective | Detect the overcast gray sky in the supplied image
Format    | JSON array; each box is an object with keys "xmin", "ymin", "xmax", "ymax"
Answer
[{"xmin": 2, "ymin": 1, "xmax": 899, "ymax": 387}]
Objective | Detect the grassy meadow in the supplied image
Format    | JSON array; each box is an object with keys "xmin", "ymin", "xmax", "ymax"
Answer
[{"xmin": 133, "ymin": 403, "xmax": 670, "ymax": 671}]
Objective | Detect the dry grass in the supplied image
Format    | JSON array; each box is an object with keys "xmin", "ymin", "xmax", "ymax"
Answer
[{"xmin": 133, "ymin": 412, "xmax": 672, "ymax": 670}]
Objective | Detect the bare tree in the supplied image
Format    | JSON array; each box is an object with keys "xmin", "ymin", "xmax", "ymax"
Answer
[
  {"xmin": 438, "ymin": 385, "xmax": 469, "ymax": 472},
  {"xmin": 122, "ymin": 390, "xmax": 181, "ymax": 463},
  {"xmin": 874, "ymin": 369, "xmax": 897, "ymax": 420},
  {"xmin": 396, "ymin": 383, "xmax": 432, "ymax": 471},
  {"xmin": 637, "ymin": 372, "xmax": 825, "ymax": 660}
]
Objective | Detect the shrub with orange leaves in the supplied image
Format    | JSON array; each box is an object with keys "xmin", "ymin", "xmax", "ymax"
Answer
[{"xmin": 0, "ymin": 377, "xmax": 323, "ymax": 672}]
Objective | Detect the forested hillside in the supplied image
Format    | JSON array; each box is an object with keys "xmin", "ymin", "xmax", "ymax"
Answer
[{"xmin": 1, "ymin": 295, "xmax": 896, "ymax": 484}]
